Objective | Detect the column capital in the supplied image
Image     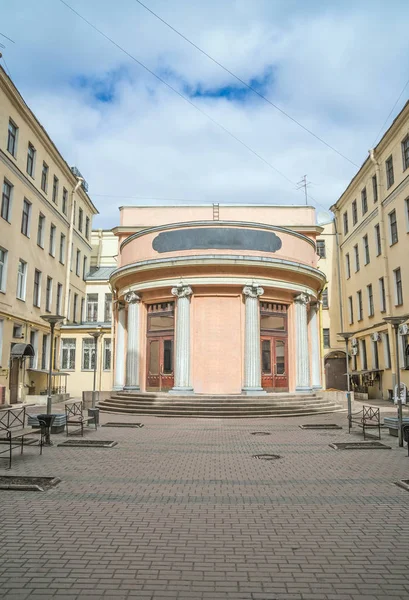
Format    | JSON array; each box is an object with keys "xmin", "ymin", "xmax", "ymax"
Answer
[
  {"xmin": 243, "ymin": 284, "xmax": 264, "ymax": 299},
  {"xmin": 124, "ymin": 291, "xmax": 141, "ymax": 304},
  {"xmin": 294, "ymin": 292, "xmax": 310, "ymax": 306},
  {"xmin": 310, "ymin": 300, "xmax": 320, "ymax": 312},
  {"xmin": 171, "ymin": 284, "xmax": 193, "ymax": 299}
]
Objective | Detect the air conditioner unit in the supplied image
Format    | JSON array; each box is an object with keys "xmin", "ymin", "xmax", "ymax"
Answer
[
  {"xmin": 371, "ymin": 332, "xmax": 381, "ymax": 342},
  {"xmin": 351, "ymin": 347, "xmax": 359, "ymax": 356},
  {"xmin": 399, "ymin": 324, "xmax": 409, "ymax": 336},
  {"xmin": 351, "ymin": 338, "xmax": 358, "ymax": 347}
]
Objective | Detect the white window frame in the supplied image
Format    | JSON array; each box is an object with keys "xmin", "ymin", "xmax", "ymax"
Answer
[
  {"xmin": 33, "ymin": 269, "xmax": 42, "ymax": 308},
  {"xmin": 374, "ymin": 223, "xmax": 381, "ymax": 256},
  {"xmin": 59, "ymin": 233, "xmax": 66, "ymax": 264},
  {"xmin": 360, "ymin": 338, "xmax": 368, "ymax": 370},
  {"xmin": 16, "ymin": 259, "xmax": 27, "ymax": 301},
  {"xmin": 76, "ymin": 249, "xmax": 81, "ymax": 277},
  {"xmin": 367, "ymin": 284, "xmax": 374, "ymax": 317},
  {"xmin": 345, "ymin": 253, "xmax": 350, "ymax": 279},
  {"xmin": 21, "ymin": 198, "xmax": 31, "ymax": 237},
  {"xmin": 389, "ymin": 209, "xmax": 398, "ymax": 245},
  {"xmin": 357, "ymin": 290, "xmax": 363, "ymax": 321},
  {"xmin": 1, "ymin": 179, "xmax": 13, "ymax": 223},
  {"xmin": 382, "ymin": 332, "xmax": 391, "ymax": 369},
  {"xmin": 61, "ymin": 338, "xmax": 76, "ymax": 370},
  {"xmin": 29, "ymin": 329, "xmax": 38, "ymax": 369},
  {"xmin": 363, "ymin": 234, "xmax": 370, "ymax": 265},
  {"xmin": 103, "ymin": 338, "xmax": 112, "ymax": 370},
  {"xmin": 394, "ymin": 267, "xmax": 403, "ymax": 306},
  {"xmin": 86, "ymin": 294, "xmax": 98, "ymax": 323},
  {"xmin": 49, "ymin": 224, "xmax": 56, "ymax": 257},
  {"xmin": 82, "ymin": 338, "xmax": 96, "ymax": 371},
  {"xmin": 27, "ymin": 142, "xmax": 36, "ymax": 177},
  {"xmin": 0, "ymin": 247, "xmax": 8, "ymax": 293},
  {"xmin": 56, "ymin": 283, "xmax": 63, "ymax": 315},
  {"xmin": 348, "ymin": 296, "xmax": 354, "ymax": 324},
  {"xmin": 46, "ymin": 276, "xmax": 53, "ymax": 312},
  {"xmin": 7, "ymin": 119, "xmax": 18, "ymax": 157},
  {"xmin": 37, "ymin": 213, "xmax": 45, "ymax": 248},
  {"xmin": 354, "ymin": 244, "xmax": 360, "ymax": 272}
]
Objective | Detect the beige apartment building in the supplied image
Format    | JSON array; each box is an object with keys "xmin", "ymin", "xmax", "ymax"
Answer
[
  {"xmin": 315, "ymin": 220, "xmax": 345, "ymax": 390},
  {"xmin": 331, "ymin": 101, "xmax": 409, "ymax": 400},
  {"xmin": 0, "ymin": 66, "xmax": 98, "ymax": 405},
  {"xmin": 60, "ymin": 230, "xmax": 117, "ymax": 398}
]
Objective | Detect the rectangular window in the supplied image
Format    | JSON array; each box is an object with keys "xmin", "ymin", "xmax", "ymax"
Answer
[
  {"xmin": 354, "ymin": 244, "xmax": 360, "ymax": 272},
  {"xmin": 360, "ymin": 339, "xmax": 368, "ymax": 370},
  {"xmin": 357, "ymin": 290, "xmax": 363, "ymax": 321},
  {"xmin": 73, "ymin": 293, "xmax": 78, "ymax": 323},
  {"xmin": 386, "ymin": 155, "xmax": 394, "ymax": 188},
  {"xmin": 103, "ymin": 338, "xmax": 112, "ymax": 370},
  {"xmin": 52, "ymin": 176, "xmax": 59, "ymax": 204},
  {"xmin": 367, "ymin": 284, "xmax": 374, "ymax": 317},
  {"xmin": 316, "ymin": 239, "xmax": 326, "ymax": 258},
  {"xmin": 7, "ymin": 119, "xmax": 18, "ymax": 156},
  {"xmin": 402, "ymin": 135, "xmax": 409, "ymax": 171},
  {"xmin": 80, "ymin": 298, "xmax": 85, "ymax": 323},
  {"xmin": 323, "ymin": 328, "xmax": 330, "ymax": 349},
  {"xmin": 62, "ymin": 188, "xmax": 68, "ymax": 215},
  {"xmin": 321, "ymin": 288, "xmax": 329, "ymax": 309},
  {"xmin": 78, "ymin": 207, "xmax": 83, "ymax": 232},
  {"xmin": 345, "ymin": 253, "xmax": 351, "ymax": 279},
  {"xmin": 33, "ymin": 269, "xmax": 41, "ymax": 307},
  {"xmin": 61, "ymin": 338, "xmax": 76, "ymax": 370},
  {"xmin": 382, "ymin": 332, "xmax": 391, "ymax": 369},
  {"xmin": 375, "ymin": 223, "xmax": 382, "ymax": 256},
  {"xmin": 37, "ymin": 213, "xmax": 45, "ymax": 248},
  {"xmin": 104, "ymin": 293, "xmax": 112, "ymax": 322},
  {"xmin": 75, "ymin": 249, "xmax": 81, "ymax": 276},
  {"xmin": 361, "ymin": 188, "xmax": 368, "ymax": 215},
  {"xmin": 348, "ymin": 296, "xmax": 354, "ymax": 324},
  {"xmin": 352, "ymin": 200, "xmax": 358, "ymax": 225},
  {"xmin": 363, "ymin": 234, "xmax": 370, "ymax": 265},
  {"xmin": 85, "ymin": 216, "xmax": 90, "ymax": 240},
  {"xmin": 59, "ymin": 233, "xmax": 66, "ymax": 264},
  {"xmin": 379, "ymin": 277, "xmax": 386, "ymax": 312},
  {"xmin": 372, "ymin": 174, "xmax": 378, "ymax": 203},
  {"xmin": 41, "ymin": 334, "xmax": 49, "ymax": 370},
  {"xmin": 0, "ymin": 247, "xmax": 8, "ymax": 293},
  {"xmin": 41, "ymin": 162, "xmax": 49, "ymax": 193},
  {"xmin": 56, "ymin": 283, "xmax": 63, "ymax": 315},
  {"xmin": 372, "ymin": 339, "xmax": 379, "ymax": 370},
  {"xmin": 49, "ymin": 224, "xmax": 56, "ymax": 256},
  {"xmin": 86, "ymin": 294, "xmax": 98, "ymax": 322},
  {"xmin": 82, "ymin": 338, "xmax": 96, "ymax": 370},
  {"xmin": 27, "ymin": 143, "xmax": 36, "ymax": 177},
  {"xmin": 1, "ymin": 179, "xmax": 13, "ymax": 222},
  {"xmin": 343, "ymin": 211, "xmax": 349, "ymax": 235},
  {"xmin": 83, "ymin": 256, "xmax": 87, "ymax": 281},
  {"xmin": 29, "ymin": 330, "xmax": 38, "ymax": 369},
  {"xmin": 21, "ymin": 199, "xmax": 31, "ymax": 237},
  {"xmin": 16, "ymin": 259, "xmax": 27, "ymax": 300},
  {"xmin": 389, "ymin": 209, "xmax": 398, "ymax": 244},
  {"xmin": 46, "ymin": 276, "xmax": 53, "ymax": 312},
  {"xmin": 394, "ymin": 267, "xmax": 403, "ymax": 306}
]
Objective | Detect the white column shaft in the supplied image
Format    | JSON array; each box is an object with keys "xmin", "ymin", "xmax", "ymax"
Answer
[
  {"xmin": 113, "ymin": 307, "xmax": 126, "ymax": 390},
  {"xmin": 242, "ymin": 284, "xmax": 265, "ymax": 394},
  {"xmin": 125, "ymin": 299, "xmax": 140, "ymax": 390},
  {"xmin": 309, "ymin": 304, "xmax": 322, "ymax": 389},
  {"xmin": 170, "ymin": 284, "xmax": 193, "ymax": 394},
  {"xmin": 295, "ymin": 294, "xmax": 311, "ymax": 392}
]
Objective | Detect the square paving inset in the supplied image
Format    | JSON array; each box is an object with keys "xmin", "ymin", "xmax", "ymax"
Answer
[
  {"xmin": 58, "ymin": 439, "xmax": 117, "ymax": 448},
  {"xmin": 330, "ymin": 441, "xmax": 391, "ymax": 450}
]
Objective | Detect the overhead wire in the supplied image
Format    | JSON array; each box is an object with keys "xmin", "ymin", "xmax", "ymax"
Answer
[
  {"xmin": 58, "ymin": 0, "xmax": 331, "ymax": 213},
  {"xmin": 132, "ymin": 0, "xmax": 358, "ymax": 168},
  {"xmin": 372, "ymin": 75, "xmax": 409, "ymax": 147}
]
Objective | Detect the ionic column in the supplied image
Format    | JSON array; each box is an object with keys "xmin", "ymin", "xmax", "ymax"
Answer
[
  {"xmin": 294, "ymin": 293, "xmax": 312, "ymax": 392},
  {"xmin": 170, "ymin": 284, "xmax": 194, "ymax": 394},
  {"xmin": 124, "ymin": 291, "xmax": 141, "ymax": 390},
  {"xmin": 309, "ymin": 301, "xmax": 322, "ymax": 390},
  {"xmin": 113, "ymin": 303, "xmax": 126, "ymax": 390},
  {"xmin": 242, "ymin": 283, "xmax": 266, "ymax": 395}
]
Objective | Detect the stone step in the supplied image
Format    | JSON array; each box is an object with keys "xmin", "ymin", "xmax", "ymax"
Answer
[
  {"xmin": 99, "ymin": 400, "xmax": 338, "ymax": 412},
  {"xmin": 99, "ymin": 406, "xmax": 345, "ymax": 418}
]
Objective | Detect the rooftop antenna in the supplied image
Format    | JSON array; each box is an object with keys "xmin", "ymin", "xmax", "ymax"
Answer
[{"xmin": 296, "ymin": 174, "xmax": 311, "ymax": 206}]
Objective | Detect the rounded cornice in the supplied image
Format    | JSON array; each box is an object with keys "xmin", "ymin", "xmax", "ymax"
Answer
[
  {"xmin": 119, "ymin": 220, "xmax": 316, "ymax": 251},
  {"xmin": 110, "ymin": 254, "xmax": 326, "ymax": 287}
]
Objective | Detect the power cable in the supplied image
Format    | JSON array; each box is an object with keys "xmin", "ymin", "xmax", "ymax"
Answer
[
  {"xmin": 0, "ymin": 32, "xmax": 15, "ymax": 44},
  {"xmin": 58, "ymin": 0, "xmax": 295, "ymax": 188},
  {"xmin": 372, "ymin": 75, "xmax": 409, "ymax": 147},
  {"xmin": 132, "ymin": 0, "xmax": 358, "ymax": 168},
  {"xmin": 1, "ymin": 56, "xmax": 12, "ymax": 79}
]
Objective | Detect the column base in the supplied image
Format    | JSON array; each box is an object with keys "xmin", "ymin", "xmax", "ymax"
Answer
[
  {"xmin": 112, "ymin": 385, "xmax": 125, "ymax": 391},
  {"xmin": 312, "ymin": 385, "xmax": 323, "ymax": 391},
  {"xmin": 123, "ymin": 386, "xmax": 140, "ymax": 392},
  {"xmin": 169, "ymin": 386, "xmax": 194, "ymax": 395},
  {"xmin": 295, "ymin": 386, "xmax": 313, "ymax": 393},
  {"xmin": 242, "ymin": 387, "xmax": 267, "ymax": 395}
]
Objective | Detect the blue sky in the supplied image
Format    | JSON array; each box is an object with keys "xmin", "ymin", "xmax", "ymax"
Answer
[{"xmin": 2, "ymin": 0, "xmax": 409, "ymax": 226}]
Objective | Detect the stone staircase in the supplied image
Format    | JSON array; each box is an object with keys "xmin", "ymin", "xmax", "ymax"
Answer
[{"xmin": 98, "ymin": 392, "xmax": 344, "ymax": 418}]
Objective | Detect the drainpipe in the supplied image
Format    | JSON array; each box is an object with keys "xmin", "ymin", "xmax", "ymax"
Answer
[
  {"xmin": 63, "ymin": 177, "xmax": 83, "ymax": 321},
  {"xmin": 369, "ymin": 149, "xmax": 396, "ymax": 389},
  {"xmin": 333, "ymin": 215, "xmax": 344, "ymax": 331}
]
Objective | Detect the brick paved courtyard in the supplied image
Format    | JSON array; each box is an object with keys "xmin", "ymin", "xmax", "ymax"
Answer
[{"xmin": 1, "ymin": 409, "xmax": 409, "ymax": 600}]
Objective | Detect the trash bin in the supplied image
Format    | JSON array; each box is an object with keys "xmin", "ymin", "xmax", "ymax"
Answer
[
  {"xmin": 37, "ymin": 414, "xmax": 56, "ymax": 445},
  {"xmin": 88, "ymin": 407, "xmax": 99, "ymax": 427}
]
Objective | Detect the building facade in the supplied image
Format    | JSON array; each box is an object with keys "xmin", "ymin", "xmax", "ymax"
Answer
[
  {"xmin": 316, "ymin": 220, "xmax": 345, "ymax": 390},
  {"xmin": 110, "ymin": 205, "xmax": 326, "ymax": 395},
  {"xmin": 0, "ymin": 67, "xmax": 98, "ymax": 404},
  {"xmin": 331, "ymin": 101, "xmax": 409, "ymax": 400},
  {"xmin": 59, "ymin": 230, "xmax": 117, "ymax": 398}
]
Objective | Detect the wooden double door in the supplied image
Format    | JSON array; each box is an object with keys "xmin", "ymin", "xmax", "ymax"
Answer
[
  {"xmin": 146, "ymin": 336, "xmax": 174, "ymax": 391},
  {"xmin": 261, "ymin": 336, "xmax": 288, "ymax": 392}
]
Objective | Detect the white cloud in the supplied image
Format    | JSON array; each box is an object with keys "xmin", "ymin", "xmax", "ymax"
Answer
[{"xmin": 2, "ymin": 0, "xmax": 409, "ymax": 226}]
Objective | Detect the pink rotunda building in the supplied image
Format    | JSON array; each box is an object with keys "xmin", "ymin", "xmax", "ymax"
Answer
[{"xmin": 106, "ymin": 204, "xmax": 326, "ymax": 405}]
